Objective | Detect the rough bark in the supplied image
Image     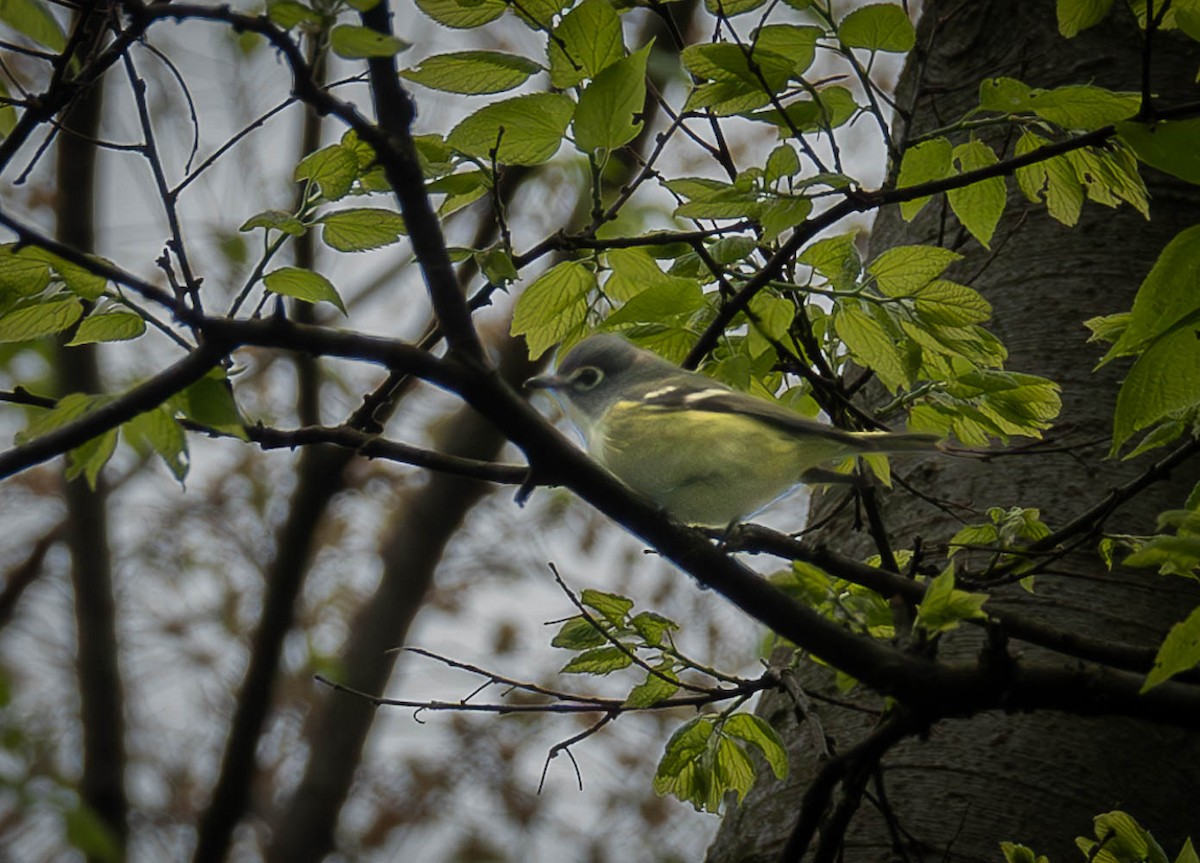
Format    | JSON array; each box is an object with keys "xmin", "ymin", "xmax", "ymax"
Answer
[{"xmin": 708, "ymin": 3, "xmax": 1200, "ymax": 861}]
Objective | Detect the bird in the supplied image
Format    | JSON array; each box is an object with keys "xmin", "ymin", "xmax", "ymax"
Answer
[{"xmin": 525, "ymin": 333, "xmax": 939, "ymax": 527}]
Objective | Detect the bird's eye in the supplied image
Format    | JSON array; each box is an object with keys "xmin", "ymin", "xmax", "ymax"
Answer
[{"xmin": 571, "ymin": 367, "xmax": 603, "ymax": 390}]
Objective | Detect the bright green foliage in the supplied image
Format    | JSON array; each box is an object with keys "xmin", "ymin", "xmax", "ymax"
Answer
[
  {"xmin": 838, "ymin": 3, "xmax": 916, "ymax": 53},
  {"xmin": 913, "ymin": 567, "xmax": 989, "ymax": 634},
  {"xmin": 240, "ymin": 210, "xmax": 307, "ymax": 237},
  {"xmin": 653, "ymin": 713, "xmax": 787, "ymax": 812},
  {"xmin": 265, "ymin": 0, "xmax": 322, "ymax": 29},
  {"xmin": 0, "ymin": 297, "xmax": 83, "ymax": 343},
  {"xmin": 574, "ymin": 43, "xmax": 651, "ymax": 154},
  {"xmin": 510, "ymin": 260, "xmax": 596, "ymax": 358},
  {"xmin": 447, "ymin": 93, "xmax": 575, "ymax": 165},
  {"xmin": 124, "ymin": 407, "xmax": 189, "ymax": 482},
  {"xmin": 1077, "ymin": 811, "xmax": 1171, "ymax": 863},
  {"xmin": 172, "ymin": 369, "xmax": 247, "ymax": 439},
  {"xmin": 316, "ymin": 208, "xmax": 407, "ymax": 252},
  {"xmin": 67, "ymin": 311, "xmax": 146, "ymax": 346},
  {"xmin": 294, "ymin": 144, "xmax": 361, "ymax": 200},
  {"xmin": 329, "ymin": 25, "xmax": 409, "ymax": 58},
  {"xmin": 1107, "ymin": 225, "xmax": 1200, "ymax": 451},
  {"xmin": 897, "ymin": 137, "xmax": 953, "ymax": 220},
  {"xmin": 1141, "ymin": 605, "xmax": 1200, "ymax": 691},
  {"xmin": 414, "ymin": 0, "xmax": 507, "ymax": 29},
  {"xmin": 263, "ymin": 267, "xmax": 347, "ymax": 314},
  {"xmin": 401, "ymin": 51, "xmax": 542, "ymax": 94},
  {"xmin": 947, "ymin": 139, "xmax": 1005, "ymax": 247},
  {"xmin": 548, "ymin": 0, "xmax": 624, "ymax": 88},
  {"xmin": 1001, "ymin": 842, "xmax": 1049, "ymax": 863},
  {"xmin": 978, "ymin": 77, "xmax": 1139, "ymax": 130},
  {"xmin": 948, "ymin": 506, "xmax": 1050, "ymax": 576}
]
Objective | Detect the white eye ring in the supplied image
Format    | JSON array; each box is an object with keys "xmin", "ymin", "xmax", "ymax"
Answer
[{"xmin": 571, "ymin": 367, "xmax": 604, "ymax": 390}]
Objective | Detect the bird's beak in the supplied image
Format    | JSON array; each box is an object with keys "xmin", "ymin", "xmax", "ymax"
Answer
[{"xmin": 524, "ymin": 373, "xmax": 567, "ymax": 391}]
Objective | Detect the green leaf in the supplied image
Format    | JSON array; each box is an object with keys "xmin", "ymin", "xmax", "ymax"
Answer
[
  {"xmin": 447, "ymin": 93, "xmax": 574, "ymax": 166},
  {"xmin": 914, "ymin": 568, "xmax": 989, "ymax": 634},
  {"xmin": 1111, "ymin": 224, "xmax": 1200, "ymax": 357},
  {"xmin": 1078, "ymin": 812, "xmax": 1170, "ymax": 863},
  {"xmin": 124, "ymin": 407, "xmax": 189, "ymax": 482},
  {"xmin": 581, "ymin": 588, "xmax": 634, "ymax": 625},
  {"xmin": 1178, "ymin": 839, "xmax": 1199, "ymax": 863},
  {"xmin": 552, "ymin": 619, "xmax": 609, "ymax": 652},
  {"xmin": 629, "ymin": 611, "xmax": 678, "ymax": 647},
  {"xmin": 17, "ymin": 247, "xmax": 109, "ymax": 300},
  {"xmin": 0, "ymin": 0, "xmax": 66, "ymax": 51},
  {"xmin": 705, "ymin": 0, "xmax": 767, "ymax": 15},
  {"xmin": 265, "ymin": 0, "xmax": 321, "ymax": 28},
  {"xmin": 625, "ymin": 665, "xmax": 680, "ymax": 708},
  {"xmin": 745, "ymin": 87, "xmax": 858, "ymax": 131},
  {"xmin": 317, "ymin": 208, "xmax": 406, "ymax": 252},
  {"xmin": 838, "ymin": 3, "xmax": 915, "ymax": 52},
  {"xmin": 1057, "ymin": 0, "xmax": 1115, "ymax": 36},
  {"xmin": 63, "ymin": 801, "xmax": 122, "ymax": 863},
  {"xmin": 947, "ymin": 140, "xmax": 1005, "ymax": 248},
  {"xmin": 653, "ymin": 717, "xmax": 717, "ymax": 809},
  {"xmin": 913, "ymin": 280, "xmax": 992, "ymax": 326},
  {"xmin": 979, "ymin": 77, "xmax": 1138, "ymax": 130},
  {"xmin": 548, "ymin": 0, "xmax": 624, "ymax": 88},
  {"xmin": 414, "ymin": 0, "xmax": 507, "ymax": 28},
  {"xmin": 869, "ymin": 245, "xmax": 962, "ymax": 295},
  {"xmin": 0, "ymin": 297, "xmax": 83, "ymax": 342},
  {"xmin": 560, "ymin": 645, "xmax": 633, "ymax": 675},
  {"xmin": 18, "ymin": 392, "xmax": 108, "ymax": 443},
  {"xmin": 1118, "ymin": 119, "xmax": 1200, "ymax": 185},
  {"xmin": 897, "ymin": 137, "xmax": 953, "ymax": 221},
  {"xmin": 574, "ymin": 42, "xmax": 651, "ymax": 154},
  {"xmin": 402, "ymin": 51, "xmax": 541, "ymax": 95},
  {"xmin": 723, "ymin": 713, "xmax": 789, "ymax": 780},
  {"xmin": 174, "ymin": 369, "xmax": 246, "ymax": 438},
  {"xmin": 1124, "ymin": 535, "xmax": 1200, "ymax": 577},
  {"xmin": 1000, "ymin": 842, "xmax": 1048, "ymax": 863},
  {"xmin": 67, "ymin": 312, "xmax": 146, "ymax": 345},
  {"xmin": 329, "ymin": 25, "xmax": 410, "ymax": 58},
  {"xmin": 758, "ymin": 196, "xmax": 813, "ymax": 243},
  {"xmin": 294, "ymin": 144, "xmax": 360, "ymax": 200},
  {"xmin": 800, "ymin": 232, "xmax": 861, "ymax": 289},
  {"xmin": 550, "ymin": 616, "xmax": 608, "ymax": 649},
  {"xmin": 0, "ymin": 245, "xmax": 52, "ymax": 297},
  {"xmin": 765, "ymin": 144, "xmax": 801, "ymax": 185},
  {"xmin": 602, "ymin": 279, "xmax": 705, "ymax": 328},
  {"xmin": 1014, "ymin": 130, "xmax": 1084, "ymax": 226},
  {"xmin": 753, "ymin": 25, "xmax": 822, "ymax": 76},
  {"xmin": 66, "ymin": 427, "xmax": 118, "ymax": 490},
  {"xmin": 240, "ymin": 209, "xmax": 306, "ymax": 236},
  {"xmin": 263, "ymin": 267, "xmax": 347, "ymax": 314},
  {"xmin": 834, "ymin": 304, "xmax": 908, "ymax": 391},
  {"xmin": 511, "ymin": 260, "xmax": 595, "ymax": 359}
]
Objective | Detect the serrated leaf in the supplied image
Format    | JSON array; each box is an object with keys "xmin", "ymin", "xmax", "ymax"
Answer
[
  {"xmin": 447, "ymin": 93, "xmax": 574, "ymax": 166},
  {"xmin": 574, "ymin": 42, "xmax": 651, "ymax": 154},
  {"xmin": 329, "ymin": 25, "xmax": 409, "ymax": 58},
  {"xmin": 240, "ymin": 209, "xmax": 306, "ymax": 236},
  {"xmin": 263, "ymin": 267, "xmax": 347, "ymax": 314},
  {"xmin": 765, "ymin": 144, "xmax": 801, "ymax": 184},
  {"xmin": 414, "ymin": 0, "xmax": 507, "ymax": 27},
  {"xmin": 294, "ymin": 145, "xmax": 360, "ymax": 200},
  {"xmin": 265, "ymin": 0, "xmax": 321, "ymax": 28},
  {"xmin": 125, "ymin": 407, "xmax": 188, "ymax": 482},
  {"xmin": 1124, "ymin": 535, "xmax": 1200, "ymax": 577},
  {"xmin": 759, "ymin": 195, "xmax": 813, "ymax": 243},
  {"xmin": 67, "ymin": 312, "xmax": 145, "ymax": 345},
  {"xmin": 1057, "ymin": 0, "xmax": 1115, "ymax": 36},
  {"xmin": 1080, "ymin": 811, "xmax": 1170, "ymax": 863},
  {"xmin": 948, "ymin": 140, "xmax": 1005, "ymax": 248},
  {"xmin": 1112, "ymin": 225, "xmax": 1200, "ymax": 357},
  {"xmin": 913, "ymin": 280, "xmax": 992, "ymax": 326},
  {"xmin": 897, "ymin": 137, "xmax": 953, "ymax": 221},
  {"xmin": 834, "ymin": 304, "xmax": 908, "ymax": 391},
  {"xmin": 0, "ymin": 0, "xmax": 66, "ymax": 51},
  {"xmin": 317, "ymin": 208, "xmax": 406, "ymax": 252},
  {"xmin": 654, "ymin": 717, "xmax": 716, "ymax": 809},
  {"xmin": 629, "ymin": 611, "xmax": 679, "ymax": 647},
  {"xmin": 0, "ymin": 297, "xmax": 83, "ymax": 342},
  {"xmin": 838, "ymin": 3, "xmax": 915, "ymax": 52},
  {"xmin": 18, "ymin": 392, "xmax": 108, "ymax": 443},
  {"xmin": 753, "ymin": 25, "xmax": 822, "ymax": 76},
  {"xmin": 510, "ymin": 260, "xmax": 595, "ymax": 359},
  {"xmin": 914, "ymin": 568, "xmax": 989, "ymax": 634},
  {"xmin": 548, "ymin": 0, "xmax": 624, "ymax": 88},
  {"xmin": 581, "ymin": 588, "xmax": 634, "ymax": 625},
  {"xmin": 625, "ymin": 665, "xmax": 680, "ymax": 708},
  {"xmin": 402, "ymin": 51, "xmax": 541, "ymax": 95},
  {"xmin": 18, "ymin": 247, "xmax": 109, "ymax": 300},
  {"xmin": 174, "ymin": 370, "xmax": 246, "ymax": 438},
  {"xmin": 1000, "ymin": 842, "xmax": 1047, "ymax": 863},
  {"xmin": 745, "ymin": 86, "xmax": 858, "ymax": 131},
  {"xmin": 800, "ymin": 232, "xmax": 860, "ymax": 289},
  {"xmin": 66, "ymin": 427, "xmax": 118, "ymax": 490},
  {"xmin": 0, "ymin": 246, "xmax": 52, "ymax": 297},
  {"xmin": 1014, "ymin": 130, "xmax": 1084, "ymax": 226},
  {"xmin": 560, "ymin": 645, "xmax": 633, "ymax": 675},
  {"xmin": 550, "ymin": 616, "xmax": 607, "ymax": 649},
  {"xmin": 869, "ymin": 245, "xmax": 962, "ymax": 295},
  {"xmin": 602, "ymin": 279, "xmax": 705, "ymax": 329},
  {"xmin": 723, "ymin": 713, "xmax": 788, "ymax": 779},
  {"xmin": 705, "ymin": 0, "xmax": 767, "ymax": 15}
]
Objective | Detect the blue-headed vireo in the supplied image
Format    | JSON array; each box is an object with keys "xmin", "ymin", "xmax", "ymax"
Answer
[{"xmin": 525, "ymin": 334, "xmax": 939, "ymax": 527}]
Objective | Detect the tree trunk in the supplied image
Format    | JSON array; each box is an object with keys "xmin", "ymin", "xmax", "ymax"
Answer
[{"xmin": 708, "ymin": 3, "xmax": 1200, "ymax": 860}]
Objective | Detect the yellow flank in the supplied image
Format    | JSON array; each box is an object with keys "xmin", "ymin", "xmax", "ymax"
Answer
[{"xmin": 591, "ymin": 400, "xmax": 862, "ymax": 527}]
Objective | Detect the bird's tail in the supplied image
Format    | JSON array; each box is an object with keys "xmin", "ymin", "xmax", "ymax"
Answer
[{"xmin": 852, "ymin": 430, "xmax": 941, "ymax": 453}]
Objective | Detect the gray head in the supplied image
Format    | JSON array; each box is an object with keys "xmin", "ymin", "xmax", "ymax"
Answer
[{"xmin": 525, "ymin": 334, "xmax": 677, "ymax": 422}]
